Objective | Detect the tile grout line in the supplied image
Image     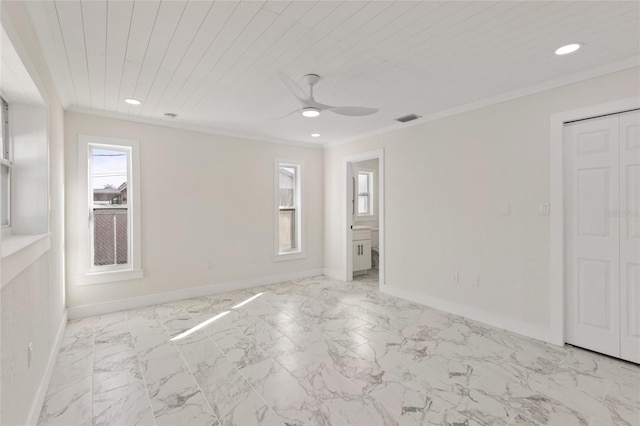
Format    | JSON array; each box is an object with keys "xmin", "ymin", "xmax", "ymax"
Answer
[
  {"xmin": 190, "ymin": 297, "xmax": 288, "ymax": 425},
  {"xmin": 162, "ymin": 308, "xmax": 223, "ymax": 425},
  {"xmin": 173, "ymin": 345, "xmax": 221, "ymax": 424},
  {"xmin": 49, "ymin": 278, "xmax": 638, "ymax": 426},
  {"xmin": 600, "ymin": 381, "xmax": 614, "ymax": 403},
  {"xmin": 90, "ymin": 322, "xmax": 95, "ymax": 425},
  {"xmin": 245, "ymin": 292, "xmax": 374, "ymax": 425},
  {"xmin": 231, "ymin": 355, "xmax": 300, "ymax": 425},
  {"xmin": 128, "ymin": 313, "xmax": 158, "ymax": 426}
]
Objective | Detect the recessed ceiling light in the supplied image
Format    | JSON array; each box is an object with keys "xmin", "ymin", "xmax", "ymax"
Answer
[
  {"xmin": 302, "ymin": 107, "xmax": 320, "ymax": 118},
  {"xmin": 311, "ymin": 133, "xmax": 320, "ymax": 138},
  {"xmin": 125, "ymin": 98, "xmax": 142, "ymax": 105},
  {"xmin": 555, "ymin": 43, "xmax": 582, "ymax": 55}
]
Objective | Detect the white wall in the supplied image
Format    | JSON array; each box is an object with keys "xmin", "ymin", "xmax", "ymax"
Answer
[
  {"xmin": 11, "ymin": 104, "xmax": 48, "ymax": 235},
  {"xmin": 325, "ymin": 67, "xmax": 640, "ymax": 342},
  {"xmin": 2, "ymin": 255, "xmax": 55, "ymax": 425},
  {"xmin": 65, "ymin": 112, "xmax": 324, "ymax": 309},
  {"xmin": 0, "ymin": 1, "xmax": 66, "ymax": 425}
]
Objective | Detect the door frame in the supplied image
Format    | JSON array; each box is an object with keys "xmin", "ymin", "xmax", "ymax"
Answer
[
  {"xmin": 344, "ymin": 149, "xmax": 385, "ymax": 290},
  {"xmin": 549, "ymin": 96, "xmax": 639, "ymax": 346}
]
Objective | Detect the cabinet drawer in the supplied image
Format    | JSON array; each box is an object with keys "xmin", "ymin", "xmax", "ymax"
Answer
[{"xmin": 353, "ymin": 229, "xmax": 371, "ymax": 241}]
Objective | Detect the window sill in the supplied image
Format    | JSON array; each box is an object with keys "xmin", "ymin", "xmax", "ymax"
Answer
[
  {"xmin": 354, "ymin": 215, "xmax": 377, "ymax": 222},
  {"xmin": 77, "ymin": 268, "xmax": 144, "ymax": 286},
  {"xmin": 1, "ymin": 233, "xmax": 51, "ymax": 288},
  {"xmin": 273, "ymin": 251, "xmax": 306, "ymax": 262}
]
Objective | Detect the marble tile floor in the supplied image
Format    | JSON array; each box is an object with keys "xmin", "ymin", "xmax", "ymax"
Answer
[{"xmin": 39, "ymin": 275, "xmax": 639, "ymax": 426}]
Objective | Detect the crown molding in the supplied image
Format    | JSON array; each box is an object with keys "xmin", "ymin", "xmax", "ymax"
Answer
[
  {"xmin": 65, "ymin": 57, "xmax": 639, "ymax": 151},
  {"xmin": 324, "ymin": 56, "xmax": 640, "ymax": 148},
  {"xmin": 65, "ymin": 106, "xmax": 323, "ymax": 150}
]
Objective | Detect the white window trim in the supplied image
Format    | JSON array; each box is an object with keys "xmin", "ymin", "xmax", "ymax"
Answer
[
  {"xmin": 1, "ymin": 159, "xmax": 11, "ymax": 230},
  {"xmin": 1, "ymin": 97, "xmax": 11, "ymax": 230},
  {"xmin": 77, "ymin": 135, "xmax": 143, "ymax": 285},
  {"xmin": 274, "ymin": 159, "xmax": 305, "ymax": 261},
  {"xmin": 354, "ymin": 166, "xmax": 377, "ymax": 222}
]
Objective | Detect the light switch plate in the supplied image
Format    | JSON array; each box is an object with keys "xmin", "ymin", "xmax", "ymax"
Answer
[{"xmin": 539, "ymin": 203, "xmax": 550, "ymax": 216}]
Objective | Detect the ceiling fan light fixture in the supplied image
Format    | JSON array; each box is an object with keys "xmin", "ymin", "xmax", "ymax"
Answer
[
  {"xmin": 302, "ymin": 107, "xmax": 320, "ymax": 118},
  {"xmin": 555, "ymin": 43, "xmax": 582, "ymax": 55},
  {"xmin": 125, "ymin": 98, "xmax": 142, "ymax": 105},
  {"xmin": 311, "ymin": 133, "xmax": 320, "ymax": 138}
]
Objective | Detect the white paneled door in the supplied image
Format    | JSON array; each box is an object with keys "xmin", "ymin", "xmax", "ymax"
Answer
[
  {"xmin": 620, "ymin": 111, "xmax": 640, "ymax": 363},
  {"xmin": 564, "ymin": 110, "xmax": 640, "ymax": 364},
  {"xmin": 565, "ymin": 115, "xmax": 620, "ymax": 358}
]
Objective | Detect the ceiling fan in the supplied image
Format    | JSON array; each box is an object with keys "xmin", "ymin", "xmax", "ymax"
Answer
[{"xmin": 276, "ymin": 72, "xmax": 379, "ymax": 119}]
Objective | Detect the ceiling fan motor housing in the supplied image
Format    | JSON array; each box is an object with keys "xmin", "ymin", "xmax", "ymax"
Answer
[{"xmin": 303, "ymin": 74, "xmax": 321, "ymax": 86}]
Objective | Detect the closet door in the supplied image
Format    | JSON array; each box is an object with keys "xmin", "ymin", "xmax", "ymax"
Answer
[
  {"xmin": 564, "ymin": 115, "xmax": 620, "ymax": 358},
  {"xmin": 620, "ymin": 110, "xmax": 640, "ymax": 363}
]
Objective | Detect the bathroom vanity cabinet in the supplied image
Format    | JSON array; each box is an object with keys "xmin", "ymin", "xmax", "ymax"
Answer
[{"xmin": 352, "ymin": 228, "xmax": 372, "ymax": 273}]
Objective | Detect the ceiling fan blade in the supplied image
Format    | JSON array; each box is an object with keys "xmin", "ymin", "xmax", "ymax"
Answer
[
  {"xmin": 277, "ymin": 72, "xmax": 308, "ymax": 102},
  {"xmin": 328, "ymin": 106, "xmax": 379, "ymax": 117},
  {"xmin": 270, "ymin": 108, "xmax": 300, "ymax": 120}
]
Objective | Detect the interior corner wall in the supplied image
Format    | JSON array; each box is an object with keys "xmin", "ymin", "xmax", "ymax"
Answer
[
  {"xmin": 1, "ymin": 2, "xmax": 66, "ymax": 425},
  {"xmin": 324, "ymin": 66, "xmax": 640, "ymax": 342},
  {"xmin": 64, "ymin": 112, "xmax": 324, "ymax": 309}
]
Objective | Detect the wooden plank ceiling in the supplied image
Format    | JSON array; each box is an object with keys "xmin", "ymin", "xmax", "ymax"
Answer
[{"xmin": 24, "ymin": 1, "xmax": 640, "ymax": 145}]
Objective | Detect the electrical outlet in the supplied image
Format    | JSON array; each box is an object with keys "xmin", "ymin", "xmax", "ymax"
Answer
[
  {"xmin": 539, "ymin": 203, "xmax": 550, "ymax": 216},
  {"xmin": 27, "ymin": 343, "xmax": 33, "ymax": 368},
  {"xmin": 473, "ymin": 276, "xmax": 480, "ymax": 287},
  {"xmin": 452, "ymin": 272, "xmax": 459, "ymax": 283}
]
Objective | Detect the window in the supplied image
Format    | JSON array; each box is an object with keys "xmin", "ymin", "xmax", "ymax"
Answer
[
  {"xmin": 1, "ymin": 98, "xmax": 10, "ymax": 228},
  {"xmin": 78, "ymin": 135, "xmax": 142, "ymax": 284},
  {"xmin": 356, "ymin": 169, "xmax": 375, "ymax": 218},
  {"xmin": 275, "ymin": 160, "xmax": 304, "ymax": 260},
  {"xmin": 90, "ymin": 146, "xmax": 129, "ymax": 268}
]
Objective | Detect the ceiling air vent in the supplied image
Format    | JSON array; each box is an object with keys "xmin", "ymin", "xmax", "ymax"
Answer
[{"xmin": 394, "ymin": 113, "xmax": 421, "ymax": 123}]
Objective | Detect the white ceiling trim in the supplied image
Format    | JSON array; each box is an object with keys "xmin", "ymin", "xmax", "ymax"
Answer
[
  {"xmin": 65, "ymin": 105, "xmax": 323, "ymax": 149},
  {"xmin": 325, "ymin": 55, "xmax": 640, "ymax": 148},
  {"xmin": 69, "ymin": 54, "xmax": 639, "ymax": 151}
]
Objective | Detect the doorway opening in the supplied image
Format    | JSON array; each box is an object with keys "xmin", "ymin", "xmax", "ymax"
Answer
[{"xmin": 344, "ymin": 149, "xmax": 384, "ymax": 290}]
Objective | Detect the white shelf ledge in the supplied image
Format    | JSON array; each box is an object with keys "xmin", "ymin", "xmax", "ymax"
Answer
[{"xmin": 2, "ymin": 233, "xmax": 51, "ymax": 288}]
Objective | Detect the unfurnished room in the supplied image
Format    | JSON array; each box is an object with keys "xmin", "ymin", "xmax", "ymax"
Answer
[{"xmin": 0, "ymin": 1, "xmax": 639, "ymax": 425}]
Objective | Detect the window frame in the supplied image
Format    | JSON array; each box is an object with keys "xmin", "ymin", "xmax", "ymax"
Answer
[
  {"xmin": 355, "ymin": 167, "xmax": 376, "ymax": 221},
  {"xmin": 77, "ymin": 135, "xmax": 143, "ymax": 285},
  {"xmin": 1, "ymin": 97, "xmax": 11, "ymax": 229},
  {"xmin": 274, "ymin": 159, "xmax": 305, "ymax": 261}
]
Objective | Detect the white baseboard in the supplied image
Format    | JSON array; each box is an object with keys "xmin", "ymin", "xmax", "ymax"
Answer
[
  {"xmin": 322, "ymin": 268, "xmax": 345, "ymax": 281},
  {"xmin": 26, "ymin": 309, "xmax": 67, "ymax": 425},
  {"xmin": 381, "ymin": 285, "xmax": 554, "ymax": 345},
  {"xmin": 68, "ymin": 269, "xmax": 324, "ymax": 319}
]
